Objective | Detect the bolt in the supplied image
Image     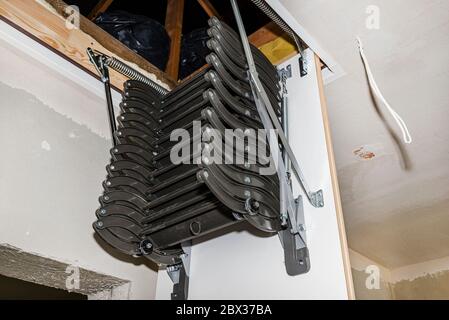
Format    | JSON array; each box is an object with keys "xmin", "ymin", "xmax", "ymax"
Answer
[
  {"xmin": 113, "ymin": 148, "xmax": 118, "ymax": 153},
  {"xmin": 244, "ymin": 177, "xmax": 251, "ymax": 184},
  {"xmin": 103, "ymin": 195, "xmax": 109, "ymax": 201},
  {"xmin": 100, "ymin": 208, "xmax": 106, "ymax": 215},
  {"xmin": 250, "ymin": 199, "xmax": 260, "ymax": 211},
  {"xmin": 110, "ymin": 165, "xmax": 115, "ymax": 170},
  {"xmin": 106, "ymin": 181, "xmax": 111, "ymax": 186},
  {"xmin": 96, "ymin": 221, "xmax": 104, "ymax": 228},
  {"xmin": 244, "ymin": 190, "xmax": 251, "ymax": 198}
]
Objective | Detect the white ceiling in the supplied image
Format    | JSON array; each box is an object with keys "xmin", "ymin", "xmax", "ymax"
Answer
[{"xmin": 281, "ymin": 0, "xmax": 449, "ymax": 268}]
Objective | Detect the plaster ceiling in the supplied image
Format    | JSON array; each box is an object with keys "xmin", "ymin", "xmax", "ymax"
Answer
[{"xmin": 280, "ymin": 0, "xmax": 449, "ymax": 268}]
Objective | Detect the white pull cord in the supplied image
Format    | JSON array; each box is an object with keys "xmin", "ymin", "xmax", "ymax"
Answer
[{"xmin": 357, "ymin": 37, "xmax": 413, "ymax": 144}]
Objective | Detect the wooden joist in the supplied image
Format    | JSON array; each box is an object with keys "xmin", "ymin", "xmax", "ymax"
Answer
[
  {"xmin": 165, "ymin": 0, "xmax": 184, "ymax": 81},
  {"xmin": 197, "ymin": 0, "xmax": 221, "ymax": 19},
  {"xmin": 249, "ymin": 22, "xmax": 298, "ymax": 65},
  {"xmin": 87, "ymin": 0, "xmax": 114, "ymax": 21},
  {"xmin": 0, "ymin": 0, "xmax": 175, "ymax": 90},
  {"xmin": 249, "ymin": 22, "xmax": 283, "ymax": 48}
]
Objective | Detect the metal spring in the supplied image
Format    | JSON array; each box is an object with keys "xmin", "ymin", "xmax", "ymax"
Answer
[
  {"xmin": 105, "ymin": 56, "xmax": 169, "ymax": 95},
  {"xmin": 250, "ymin": 0, "xmax": 302, "ymax": 50}
]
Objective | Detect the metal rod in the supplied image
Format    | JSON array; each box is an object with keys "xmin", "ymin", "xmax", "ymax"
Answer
[
  {"xmin": 230, "ymin": 0, "xmax": 323, "ymax": 208},
  {"xmin": 104, "ymin": 79, "xmax": 117, "ymax": 147},
  {"xmin": 281, "ymin": 90, "xmax": 290, "ymax": 173}
]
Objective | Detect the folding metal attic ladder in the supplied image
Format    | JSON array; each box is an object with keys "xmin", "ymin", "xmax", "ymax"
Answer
[{"xmin": 88, "ymin": 0, "xmax": 323, "ymax": 300}]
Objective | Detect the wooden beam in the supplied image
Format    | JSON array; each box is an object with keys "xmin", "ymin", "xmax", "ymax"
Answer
[
  {"xmin": 0, "ymin": 0, "xmax": 176, "ymax": 89},
  {"xmin": 87, "ymin": 0, "xmax": 114, "ymax": 21},
  {"xmin": 314, "ymin": 54, "xmax": 355, "ymax": 300},
  {"xmin": 249, "ymin": 22, "xmax": 298, "ymax": 66},
  {"xmin": 197, "ymin": 0, "xmax": 221, "ymax": 19},
  {"xmin": 248, "ymin": 22, "xmax": 283, "ymax": 48},
  {"xmin": 165, "ymin": 0, "xmax": 184, "ymax": 81}
]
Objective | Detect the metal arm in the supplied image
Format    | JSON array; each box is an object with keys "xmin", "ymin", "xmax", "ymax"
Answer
[
  {"xmin": 229, "ymin": 0, "xmax": 323, "ymax": 209},
  {"xmin": 87, "ymin": 48, "xmax": 118, "ymax": 147}
]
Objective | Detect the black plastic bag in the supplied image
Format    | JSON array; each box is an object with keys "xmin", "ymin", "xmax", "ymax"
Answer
[
  {"xmin": 179, "ymin": 28, "xmax": 210, "ymax": 79},
  {"xmin": 95, "ymin": 11, "xmax": 170, "ymax": 71}
]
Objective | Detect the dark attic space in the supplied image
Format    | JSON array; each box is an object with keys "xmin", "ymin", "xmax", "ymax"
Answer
[{"xmin": 67, "ymin": 0, "xmax": 272, "ymax": 80}]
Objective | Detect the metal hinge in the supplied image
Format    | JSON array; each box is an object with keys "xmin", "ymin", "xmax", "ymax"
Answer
[{"xmin": 166, "ymin": 241, "xmax": 191, "ymax": 300}]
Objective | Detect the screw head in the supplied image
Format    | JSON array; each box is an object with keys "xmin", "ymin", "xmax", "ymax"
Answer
[
  {"xmin": 250, "ymin": 199, "xmax": 260, "ymax": 211},
  {"xmin": 100, "ymin": 208, "xmax": 106, "ymax": 215},
  {"xmin": 96, "ymin": 221, "xmax": 104, "ymax": 228},
  {"xmin": 103, "ymin": 195, "xmax": 109, "ymax": 201}
]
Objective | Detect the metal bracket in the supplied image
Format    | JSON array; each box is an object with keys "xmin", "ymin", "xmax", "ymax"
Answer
[
  {"xmin": 167, "ymin": 241, "xmax": 191, "ymax": 300},
  {"xmin": 280, "ymin": 196, "xmax": 310, "ymax": 275},
  {"xmin": 299, "ymin": 55, "xmax": 308, "ymax": 77},
  {"xmin": 310, "ymin": 190, "xmax": 324, "ymax": 208},
  {"xmin": 278, "ymin": 64, "xmax": 292, "ymax": 79}
]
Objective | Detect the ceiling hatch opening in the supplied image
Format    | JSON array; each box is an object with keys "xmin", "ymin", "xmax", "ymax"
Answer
[
  {"xmin": 0, "ymin": 274, "xmax": 87, "ymax": 300},
  {"xmin": 67, "ymin": 0, "xmax": 298, "ymax": 82}
]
